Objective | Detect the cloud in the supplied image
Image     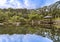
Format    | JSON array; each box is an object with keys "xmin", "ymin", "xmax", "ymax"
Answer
[
  {"xmin": 0, "ymin": 0, "xmax": 59, "ymax": 9},
  {"xmin": 23, "ymin": 0, "xmax": 37, "ymax": 9},
  {"xmin": 22, "ymin": 0, "xmax": 60, "ymax": 9},
  {"xmin": 8, "ymin": 0, "xmax": 24, "ymax": 8},
  {"xmin": 23, "ymin": 0, "xmax": 46, "ymax": 9},
  {"xmin": 0, "ymin": 0, "xmax": 7, "ymax": 5},
  {"xmin": 0, "ymin": 0, "xmax": 24, "ymax": 8},
  {"xmin": 44, "ymin": 0, "xmax": 59, "ymax": 6}
]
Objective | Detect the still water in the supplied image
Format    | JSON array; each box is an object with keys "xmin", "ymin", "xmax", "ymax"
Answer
[
  {"xmin": 0, "ymin": 25, "xmax": 60, "ymax": 42},
  {"xmin": 0, "ymin": 34, "xmax": 52, "ymax": 42}
]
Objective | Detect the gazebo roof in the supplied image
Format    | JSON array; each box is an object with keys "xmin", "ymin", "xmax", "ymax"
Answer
[{"xmin": 44, "ymin": 16, "xmax": 52, "ymax": 19}]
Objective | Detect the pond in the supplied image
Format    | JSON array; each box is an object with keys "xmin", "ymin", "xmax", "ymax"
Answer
[
  {"xmin": 0, "ymin": 34, "xmax": 52, "ymax": 42},
  {"xmin": 0, "ymin": 24, "xmax": 60, "ymax": 42}
]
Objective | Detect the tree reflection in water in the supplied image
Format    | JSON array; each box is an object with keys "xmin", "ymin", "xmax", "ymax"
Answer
[{"xmin": 0, "ymin": 24, "xmax": 60, "ymax": 42}]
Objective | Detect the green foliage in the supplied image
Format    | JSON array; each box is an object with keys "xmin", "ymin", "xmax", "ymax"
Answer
[{"xmin": 0, "ymin": 8, "xmax": 59, "ymax": 28}]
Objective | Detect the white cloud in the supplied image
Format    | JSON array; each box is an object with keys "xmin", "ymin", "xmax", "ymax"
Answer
[
  {"xmin": 0, "ymin": 0, "xmax": 7, "ymax": 5},
  {"xmin": 43, "ymin": 0, "xmax": 60, "ymax": 6},
  {"xmin": 23, "ymin": 0, "xmax": 60, "ymax": 9},
  {"xmin": 6, "ymin": 0, "xmax": 24, "ymax": 8},
  {"xmin": 0, "ymin": 0, "xmax": 8, "ymax": 8},
  {"xmin": 23, "ymin": 0, "xmax": 38, "ymax": 9},
  {"xmin": 0, "ymin": 0, "xmax": 59, "ymax": 9},
  {"xmin": 0, "ymin": 0, "xmax": 38, "ymax": 9},
  {"xmin": 0, "ymin": 0, "xmax": 24, "ymax": 8}
]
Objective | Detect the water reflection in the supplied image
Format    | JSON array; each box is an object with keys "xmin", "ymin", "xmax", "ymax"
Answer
[
  {"xmin": 0, "ymin": 24, "xmax": 60, "ymax": 42},
  {"xmin": 0, "ymin": 34, "xmax": 52, "ymax": 42}
]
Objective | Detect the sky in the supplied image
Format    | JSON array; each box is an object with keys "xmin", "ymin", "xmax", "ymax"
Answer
[{"xmin": 0, "ymin": 0, "xmax": 59, "ymax": 9}]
